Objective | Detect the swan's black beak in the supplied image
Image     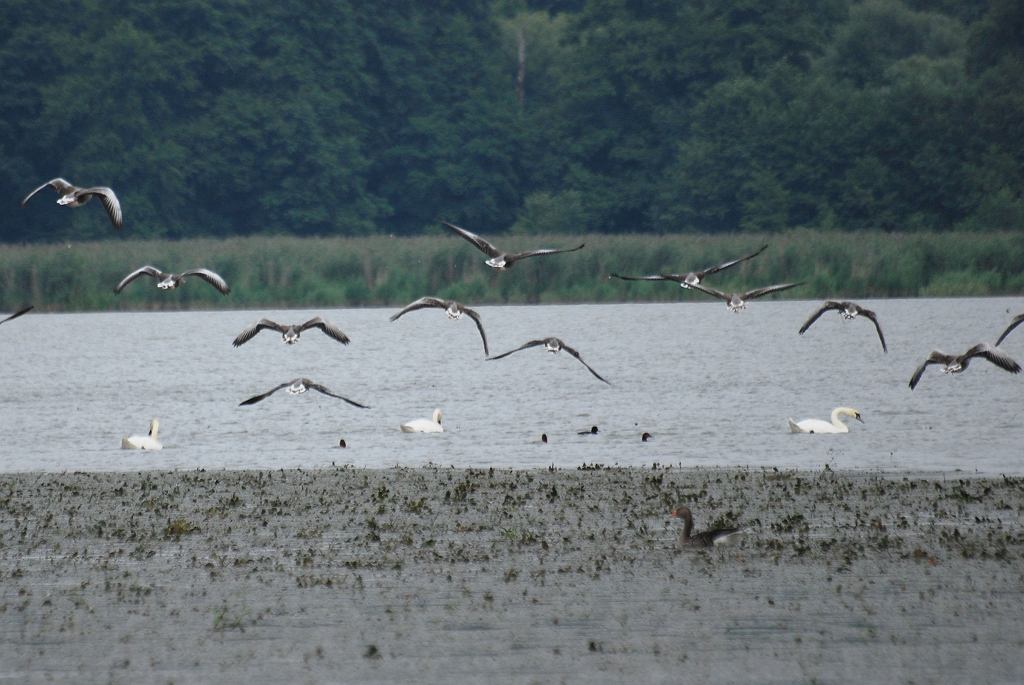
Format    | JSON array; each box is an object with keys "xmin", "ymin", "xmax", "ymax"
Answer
[{"xmin": 856, "ymin": 414, "xmax": 865, "ymax": 423}]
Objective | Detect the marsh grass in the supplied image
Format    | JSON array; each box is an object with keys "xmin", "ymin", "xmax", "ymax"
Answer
[{"xmin": 2, "ymin": 230, "xmax": 1022, "ymax": 311}]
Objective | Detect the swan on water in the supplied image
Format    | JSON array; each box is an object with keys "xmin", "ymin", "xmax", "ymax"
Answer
[
  {"xmin": 401, "ymin": 408, "xmax": 443, "ymax": 433},
  {"xmin": 688, "ymin": 281, "xmax": 803, "ymax": 312},
  {"xmin": 22, "ymin": 177, "xmax": 123, "ymax": 229},
  {"xmin": 390, "ymin": 297, "xmax": 489, "ymax": 355},
  {"xmin": 488, "ymin": 337, "xmax": 610, "ymax": 384},
  {"xmin": 799, "ymin": 300, "xmax": 887, "ymax": 352},
  {"xmin": 233, "ymin": 317, "xmax": 350, "ymax": 347},
  {"xmin": 121, "ymin": 419, "xmax": 162, "ymax": 450},
  {"xmin": 788, "ymin": 407, "xmax": 864, "ymax": 434},
  {"xmin": 441, "ymin": 220, "xmax": 584, "ymax": 270},
  {"xmin": 114, "ymin": 266, "xmax": 230, "ymax": 295},
  {"xmin": 610, "ymin": 244, "xmax": 767, "ymax": 289},
  {"xmin": 909, "ymin": 343, "xmax": 1021, "ymax": 390},
  {"xmin": 670, "ymin": 505, "xmax": 743, "ymax": 548},
  {"xmin": 239, "ymin": 378, "xmax": 370, "ymax": 407}
]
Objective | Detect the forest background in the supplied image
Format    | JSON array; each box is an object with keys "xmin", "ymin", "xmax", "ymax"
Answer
[{"xmin": 1, "ymin": 0, "xmax": 1022, "ymax": 309}]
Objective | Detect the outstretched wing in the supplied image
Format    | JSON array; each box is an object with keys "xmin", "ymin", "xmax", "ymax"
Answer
[
  {"xmin": 440, "ymin": 221, "xmax": 500, "ymax": 258},
  {"xmin": 239, "ymin": 381, "xmax": 291, "ymax": 406},
  {"xmin": 306, "ymin": 381, "xmax": 370, "ymax": 408},
  {"xmin": 559, "ymin": 341, "xmax": 611, "ymax": 385},
  {"xmin": 21, "ymin": 178, "xmax": 74, "ymax": 206},
  {"xmin": 114, "ymin": 265, "xmax": 163, "ymax": 293},
  {"xmin": 687, "ymin": 282, "xmax": 730, "ymax": 302},
  {"xmin": 909, "ymin": 351, "xmax": 954, "ymax": 390},
  {"xmin": 389, "ymin": 297, "xmax": 447, "ymax": 322},
  {"xmin": 609, "ymin": 273, "xmax": 680, "ymax": 283},
  {"xmin": 742, "ymin": 282, "xmax": 803, "ymax": 301},
  {"xmin": 798, "ymin": 301, "xmax": 844, "ymax": 335},
  {"xmin": 965, "ymin": 343, "xmax": 1021, "ymax": 375},
  {"xmin": 506, "ymin": 244, "xmax": 585, "ymax": 265},
  {"xmin": 0, "ymin": 305, "xmax": 33, "ymax": 325},
  {"xmin": 697, "ymin": 244, "xmax": 768, "ymax": 279},
  {"xmin": 460, "ymin": 305, "xmax": 489, "ymax": 356},
  {"xmin": 858, "ymin": 307, "xmax": 887, "ymax": 353},
  {"xmin": 182, "ymin": 268, "xmax": 230, "ymax": 295},
  {"xmin": 82, "ymin": 187, "xmax": 122, "ymax": 229},
  {"xmin": 487, "ymin": 339, "xmax": 547, "ymax": 361},
  {"xmin": 301, "ymin": 317, "xmax": 350, "ymax": 345},
  {"xmin": 995, "ymin": 313, "xmax": 1024, "ymax": 347},
  {"xmin": 233, "ymin": 319, "xmax": 286, "ymax": 347}
]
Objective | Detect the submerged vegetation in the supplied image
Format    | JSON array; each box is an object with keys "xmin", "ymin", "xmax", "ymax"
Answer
[{"xmin": 2, "ymin": 230, "xmax": 1022, "ymax": 312}]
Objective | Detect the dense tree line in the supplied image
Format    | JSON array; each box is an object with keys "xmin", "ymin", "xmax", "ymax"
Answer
[{"xmin": 1, "ymin": 0, "xmax": 1021, "ymax": 243}]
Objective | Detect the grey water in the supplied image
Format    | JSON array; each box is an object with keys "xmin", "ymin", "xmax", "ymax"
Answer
[{"xmin": 0, "ymin": 298, "xmax": 1021, "ymax": 474}]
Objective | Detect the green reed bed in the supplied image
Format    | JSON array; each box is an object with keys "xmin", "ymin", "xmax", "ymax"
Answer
[{"xmin": 1, "ymin": 230, "xmax": 1023, "ymax": 312}]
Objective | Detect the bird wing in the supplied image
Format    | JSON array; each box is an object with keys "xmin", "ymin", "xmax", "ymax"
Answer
[
  {"xmin": 114, "ymin": 265, "xmax": 163, "ymax": 293},
  {"xmin": 742, "ymin": 282, "xmax": 803, "ymax": 300},
  {"xmin": 301, "ymin": 317, "xmax": 351, "ymax": 344},
  {"xmin": 487, "ymin": 339, "xmax": 547, "ymax": 361},
  {"xmin": 21, "ymin": 178, "xmax": 74, "ymax": 206},
  {"xmin": 798, "ymin": 301, "xmax": 843, "ymax": 335},
  {"xmin": 182, "ymin": 268, "xmax": 231, "ymax": 294},
  {"xmin": 687, "ymin": 282, "xmax": 730, "ymax": 302},
  {"xmin": 609, "ymin": 273, "xmax": 678, "ymax": 283},
  {"xmin": 965, "ymin": 343, "xmax": 1021, "ymax": 374},
  {"xmin": 995, "ymin": 313, "xmax": 1024, "ymax": 347},
  {"xmin": 506, "ymin": 244, "xmax": 585, "ymax": 265},
  {"xmin": 238, "ymin": 381, "xmax": 291, "ymax": 406},
  {"xmin": 0, "ymin": 305, "xmax": 33, "ymax": 325},
  {"xmin": 559, "ymin": 341, "xmax": 611, "ymax": 385},
  {"xmin": 460, "ymin": 305, "xmax": 489, "ymax": 356},
  {"xmin": 858, "ymin": 307, "xmax": 887, "ymax": 353},
  {"xmin": 306, "ymin": 381, "xmax": 370, "ymax": 408},
  {"xmin": 908, "ymin": 351, "xmax": 954, "ymax": 390},
  {"xmin": 697, "ymin": 244, "xmax": 769, "ymax": 279},
  {"xmin": 389, "ymin": 297, "xmax": 447, "ymax": 322},
  {"xmin": 232, "ymin": 319, "xmax": 286, "ymax": 347},
  {"xmin": 440, "ymin": 221, "xmax": 500, "ymax": 258},
  {"xmin": 81, "ymin": 187, "xmax": 122, "ymax": 229}
]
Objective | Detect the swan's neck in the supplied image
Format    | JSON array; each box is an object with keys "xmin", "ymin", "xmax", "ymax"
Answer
[
  {"xmin": 829, "ymin": 409, "xmax": 850, "ymax": 431},
  {"xmin": 149, "ymin": 420, "xmax": 159, "ymax": 439}
]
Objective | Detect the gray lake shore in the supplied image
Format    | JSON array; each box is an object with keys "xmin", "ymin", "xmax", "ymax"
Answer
[{"xmin": 2, "ymin": 466, "xmax": 1023, "ymax": 684}]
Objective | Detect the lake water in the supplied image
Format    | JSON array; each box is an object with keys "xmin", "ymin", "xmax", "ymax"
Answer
[{"xmin": 1, "ymin": 298, "xmax": 1021, "ymax": 474}]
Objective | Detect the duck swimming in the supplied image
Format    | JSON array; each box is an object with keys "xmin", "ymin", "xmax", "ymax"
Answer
[
  {"xmin": 390, "ymin": 297, "xmax": 489, "ymax": 355},
  {"xmin": 909, "ymin": 343, "xmax": 1021, "ymax": 390},
  {"xmin": 121, "ymin": 419, "xmax": 162, "ymax": 450},
  {"xmin": 239, "ymin": 378, "xmax": 370, "ymax": 407},
  {"xmin": 0, "ymin": 305, "xmax": 33, "ymax": 326},
  {"xmin": 799, "ymin": 300, "xmax": 887, "ymax": 352},
  {"xmin": 400, "ymin": 408, "xmax": 444, "ymax": 433},
  {"xmin": 22, "ymin": 177, "xmax": 123, "ymax": 229},
  {"xmin": 788, "ymin": 407, "xmax": 864, "ymax": 434},
  {"xmin": 689, "ymin": 281, "xmax": 803, "ymax": 311},
  {"xmin": 670, "ymin": 505, "xmax": 742, "ymax": 548},
  {"xmin": 610, "ymin": 244, "xmax": 767, "ymax": 289},
  {"xmin": 114, "ymin": 266, "xmax": 230, "ymax": 295},
  {"xmin": 233, "ymin": 317, "xmax": 350, "ymax": 347},
  {"xmin": 488, "ymin": 337, "xmax": 610, "ymax": 384},
  {"xmin": 441, "ymin": 220, "xmax": 584, "ymax": 270}
]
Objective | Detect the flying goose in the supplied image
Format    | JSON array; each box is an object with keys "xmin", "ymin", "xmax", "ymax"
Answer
[
  {"xmin": 389, "ymin": 297, "xmax": 489, "ymax": 355},
  {"xmin": 121, "ymin": 419, "xmax": 162, "ymax": 450},
  {"xmin": 689, "ymin": 281, "xmax": 803, "ymax": 312},
  {"xmin": 909, "ymin": 343, "xmax": 1021, "ymax": 390},
  {"xmin": 670, "ymin": 505, "xmax": 743, "ymax": 548},
  {"xmin": 239, "ymin": 378, "xmax": 370, "ymax": 407},
  {"xmin": 799, "ymin": 301, "xmax": 887, "ymax": 352},
  {"xmin": 488, "ymin": 337, "xmax": 610, "ymax": 384},
  {"xmin": 233, "ymin": 317, "xmax": 350, "ymax": 347},
  {"xmin": 401, "ymin": 408, "xmax": 444, "ymax": 433},
  {"xmin": 995, "ymin": 313, "xmax": 1024, "ymax": 346},
  {"xmin": 22, "ymin": 177, "xmax": 123, "ymax": 229},
  {"xmin": 788, "ymin": 407, "xmax": 864, "ymax": 434},
  {"xmin": 1, "ymin": 305, "xmax": 33, "ymax": 325},
  {"xmin": 114, "ymin": 266, "xmax": 230, "ymax": 295},
  {"xmin": 610, "ymin": 244, "xmax": 768, "ymax": 289},
  {"xmin": 441, "ymin": 220, "xmax": 584, "ymax": 270}
]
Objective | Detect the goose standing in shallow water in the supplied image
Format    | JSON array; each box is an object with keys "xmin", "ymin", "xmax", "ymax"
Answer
[
  {"xmin": 488, "ymin": 337, "xmax": 610, "ymax": 384},
  {"xmin": 121, "ymin": 419, "xmax": 162, "ymax": 450},
  {"xmin": 401, "ymin": 408, "xmax": 443, "ymax": 433},
  {"xmin": 233, "ymin": 317, "xmax": 350, "ymax": 347},
  {"xmin": 909, "ymin": 343, "xmax": 1021, "ymax": 390},
  {"xmin": 390, "ymin": 297, "xmax": 489, "ymax": 355},
  {"xmin": 670, "ymin": 505, "xmax": 742, "ymax": 548},
  {"xmin": 689, "ymin": 281, "xmax": 803, "ymax": 311},
  {"xmin": 441, "ymin": 220, "xmax": 584, "ymax": 270},
  {"xmin": 239, "ymin": 378, "xmax": 370, "ymax": 407},
  {"xmin": 788, "ymin": 407, "xmax": 864, "ymax": 434},
  {"xmin": 995, "ymin": 313, "xmax": 1024, "ymax": 346},
  {"xmin": 799, "ymin": 301, "xmax": 887, "ymax": 352},
  {"xmin": 114, "ymin": 266, "xmax": 230, "ymax": 295},
  {"xmin": 22, "ymin": 177, "xmax": 123, "ymax": 229},
  {"xmin": 610, "ymin": 244, "xmax": 767, "ymax": 289},
  {"xmin": 1, "ymin": 305, "xmax": 33, "ymax": 326}
]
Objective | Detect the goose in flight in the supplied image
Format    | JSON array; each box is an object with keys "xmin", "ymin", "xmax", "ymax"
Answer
[
  {"xmin": 121, "ymin": 418, "xmax": 162, "ymax": 450},
  {"xmin": 689, "ymin": 281, "xmax": 802, "ymax": 311},
  {"xmin": 114, "ymin": 266, "xmax": 230, "ymax": 295},
  {"xmin": 389, "ymin": 297, "xmax": 489, "ymax": 355},
  {"xmin": 488, "ymin": 337, "xmax": 610, "ymax": 384},
  {"xmin": 239, "ymin": 378, "xmax": 370, "ymax": 407},
  {"xmin": 441, "ymin": 220, "xmax": 584, "ymax": 270},
  {"xmin": 233, "ymin": 317, "xmax": 350, "ymax": 347},
  {"xmin": 788, "ymin": 407, "xmax": 864, "ymax": 434},
  {"xmin": 1, "ymin": 305, "xmax": 33, "ymax": 326},
  {"xmin": 22, "ymin": 177, "xmax": 123, "ymax": 229},
  {"xmin": 670, "ymin": 505, "xmax": 743, "ymax": 548},
  {"xmin": 909, "ymin": 343, "xmax": 1021, "ymax": 390},
  {"xmin": 995, "ymin": 313, "xmax": 1024, "ymax": 346},
  {"xmin": 610, "ymin": 244, "xmax": 767, "ymax": 289},
  {"xmin": 799, "ymin": 301, "xmax": 887, "ymax": 352}
]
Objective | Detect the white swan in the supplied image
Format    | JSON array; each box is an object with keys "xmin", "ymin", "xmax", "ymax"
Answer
[
  {"xmin": 401, "ymin": 408, "xmax": 443, "ymax": 433},
  {"xmin": 121, "ymin": 419, "xmax": 162, "ymax": 450},
  {"xmin": 788, "ymin": 407, "xmax": 863, "ymax": 434}
]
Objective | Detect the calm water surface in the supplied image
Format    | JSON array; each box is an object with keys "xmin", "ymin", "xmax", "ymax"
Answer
[{"xmin": 1, "ymin": 298, "xmax": 1021, "ymax": 473}]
